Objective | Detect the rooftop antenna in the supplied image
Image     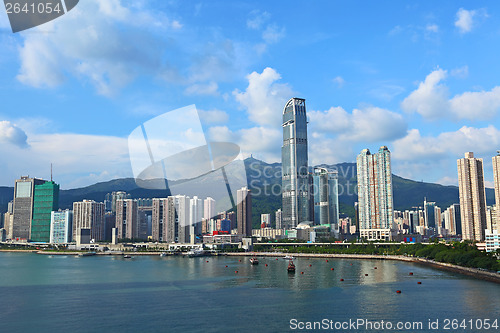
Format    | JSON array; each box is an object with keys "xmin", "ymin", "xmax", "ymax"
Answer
[{"xmin": 50, "ymin": 163, "xmax": 53, "ymax": 182}]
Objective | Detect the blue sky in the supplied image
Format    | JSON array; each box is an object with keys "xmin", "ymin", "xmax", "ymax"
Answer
[{"xmin": 1, "ymin": 1, "xmax": 500, "ymax": 189}]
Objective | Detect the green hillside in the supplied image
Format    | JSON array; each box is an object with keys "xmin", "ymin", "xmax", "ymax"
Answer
[{"xmin": 0, "ymin": 158, "xmax": 495, "ymax": 230}]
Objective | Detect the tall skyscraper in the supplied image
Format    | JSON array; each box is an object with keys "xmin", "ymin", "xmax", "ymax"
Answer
[
  {"xmin": 152, "ymin": 197, "xmax": 176, "ymax": 242},
  {"xmin": 190, "ymin": 196, "xmax": 203, "ymax": 243},
  {"xmin": 175, "ymin": 195, "xmax": 190, "ymax": 243},
  {"xmin": 204, "ymin": 197, "xmax": 215, "ymax": 220},
  {"xmin": 457, "ymin": 152, "xmax": 487, "ymax": 241},
  {"xmin": 275, "ymin": 209, "xmax": 282, "ymax": 229},
  {"xmin": 237, "ymin": 187, "xmax": 252, "ymax": 237},
  {"xmin": 50, "ymin": 209, "xmax": 73, "ymax": 243},
  {"xmin": 72, "ymin": 200, "xmax": 105, "ymax": 241},
  {"xmin": 12, "ymin": 176, "xmax": 45, "ymax": 240},
  {"xmin": 493, "ymin": 152, "xmax": 500, "ymax": 226},
  {"xmin": 312, "ymin": 167, "xmax": 339, "ymax": 230},
  {"xmin": 282, "ymin": 97, "xmax": 311, "ymax": 229},
  {"xmin": 116, "ymin": 199, "xmax": 138, "ymax": 240},
  {"xmin": 31, "ymin": 181, "xmax": 59, "ymax": 242},
  {"xmin": 356, "ymin": 146, "xmax": 394, "ymax": 241}
]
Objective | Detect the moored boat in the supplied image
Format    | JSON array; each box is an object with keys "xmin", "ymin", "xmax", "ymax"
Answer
[
  {"xmin": 250, "ymin": 257, "xmax": 259, "ymax": 265},
  {"xmin": 287, "ymin": 260, "xmax": 296, "ymax": 273}
]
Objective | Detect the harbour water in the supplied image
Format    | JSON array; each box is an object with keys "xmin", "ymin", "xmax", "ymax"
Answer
[{"xmin": 0, "ymin": 252, "xmax": 499, "ymax": 332}]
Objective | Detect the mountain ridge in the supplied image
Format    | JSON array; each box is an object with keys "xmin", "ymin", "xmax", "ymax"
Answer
[{"xmin": 0, "ymin": 158, "xmax": 495, "ymax": 228}]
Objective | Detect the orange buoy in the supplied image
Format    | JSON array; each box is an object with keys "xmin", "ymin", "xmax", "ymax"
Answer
[
  {"xmin": 396, "ymin": 290, "xmax": 402, "ymax": 294},
  {"xmin": 309, "ymin": 264, "xmax": 312, "ymax": 267},
  {"xmin": 409, "ymin": 272, "xmax": 413, "ymax": 275},
  {"xmin": 326, "ymin": 260, "xmax": 328, "ymax": 262},
  {"xmin": 265, "ymin": 264, "xmax": 268, "ymax": 266},
  {"xmin": 206, "ymin": 261, "xmax": 209, "ymax": 263},
  {"xmin": 365, "ymin": 274, "xmax": 368, "ymax": 276},
  {"xmin": 225, "ymin": 265, "xmax": 228, "ymax": 268},
  {"xmin": 239, "ymin": 260, "xmax": 241, "ymax": 262},
  {"xmin": 235, "ymin": 271, "xmax": 238, "ymax": 273},
  {"xmin": 301, "ymin": 272, "xmax": 304, "ymax": 274},
  {"xmin": 340, "ymin": 278, "xmax": 344, "ymax": 281},
  {"xmin": 374, "ymin": 267, "xmax": 377, "ymax": 269},
  {"xmin": 331, "ymin": 268, "xmax": 334, "ymax": 271},
  {"xmin": 276, "ymin": 258, "xmax": 278, "ymax": 260},
  {"xmin": 417, "ymin": 282, "xmax": 422, "ymax": 284}
]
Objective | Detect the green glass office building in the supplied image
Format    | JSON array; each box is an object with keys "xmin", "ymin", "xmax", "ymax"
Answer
[{"xmin": 31, "ymin": 181, "xmax": 59, "ymax": 242}]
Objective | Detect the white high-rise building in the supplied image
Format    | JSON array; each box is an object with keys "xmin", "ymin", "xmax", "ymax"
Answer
[
  {"xmin": 457, "ymin": 152, "xmax": 487, "ymax": 241},
  {"xmin": 72, "ymin": 200, "xmax": 105, "ymax": 241},
  {"xmin": 190, "ymin": 196, "xmax": 203, "ymax": 244},
  {"xmin": 356, "ymin": 146, "xmax": 394, "ymax": 241},
  {"xmin": 204, "ymin": 197, "xmax": 215, "ymax": 220},
  {"xmin": 175, "ymin": 195, "xmax": 190, "ymax": 243},
  {"xmin": 152, "ymin": 197, "xmax": 176, "ymax": 243},
  {"xmin": 492, "ymin": 152, "xmax": 500, "ymax": 228},
  {"xmin": 50, "ymin": 209, "xmax": 73, "ymax": 243}
]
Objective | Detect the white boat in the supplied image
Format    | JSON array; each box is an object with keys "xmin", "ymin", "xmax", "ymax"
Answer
[
  {"xmin": 186, "ymin": 249, "xmax": 208, "ymax": 257},
  {"xmin": 283, "ymin": 255, "xmax": 295, "ymax": 260},
  {"xmin": 160, "ymin": 252, "xmax": 168, "ymax": 257}
]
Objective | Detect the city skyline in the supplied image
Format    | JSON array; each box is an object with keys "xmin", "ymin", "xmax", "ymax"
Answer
[{"xmin": 1, "ymin": 2, "xmax": 500, "ymax": 189}]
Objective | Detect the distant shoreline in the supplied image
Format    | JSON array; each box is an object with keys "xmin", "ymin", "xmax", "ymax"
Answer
[
  {"xmin": 225, "ymin": 252, "xmax": 500, "ymax": 284},
  {"xmin": 1, "ymin": 249, "xmax": 499, "ymax": 284}
]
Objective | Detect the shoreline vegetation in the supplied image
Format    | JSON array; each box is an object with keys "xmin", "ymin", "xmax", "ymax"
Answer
[{"xmin": 1, "ymin": 242, "xmax": 499, "ymax": 284}]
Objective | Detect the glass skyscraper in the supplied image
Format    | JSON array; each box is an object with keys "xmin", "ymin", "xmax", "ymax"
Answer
[
  {"xmin": 30, "ymin": 180, "xmax": 59, "ymax": 242},
  {"xmin": 312, "ymin": 167, "xmax": 339, "ymax": 231},
  {"xmin": 282, "ymin": 97, "xmax": 311, "ymax": 229}
]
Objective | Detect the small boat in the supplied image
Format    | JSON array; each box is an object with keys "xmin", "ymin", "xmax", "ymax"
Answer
[
  {"xmin": 284, "ymin": 255, "xmax": 295, "ymax": 260},
  {"xmin": 160, "ymin": 252, "xmax": 168, "ymax": 257},
  {"xmin": 186, "ymin": 249, "xmax": 208, "ymax": 257},
  {"xmin": 287, "ymin": 260, "xmax": 296, "ymax": 273},
  {"xmin": 78, "ymin": 252, "xmax": 96, "ymax": 257},
  {"xmin": 250, "ymin": 257, "xmax": 259, "ymax": 265},
  {"xmin": 123, "ymin": 254, "xmax": 132, "ymax": 259}
]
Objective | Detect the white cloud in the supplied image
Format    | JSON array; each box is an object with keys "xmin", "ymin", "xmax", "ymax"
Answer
[
  {"xmin": 308, "ymin": 106, "xmax": 407, "ymax": 142},
  {"xmin": 15, "ymin": 0, "xmax": 184, "ymax": 96},
  {"xmin": 185, "ymin": 82, "xmax": 219, "ymax": 96},
  {"xmin": 332, "ymin": 76, "xmax": 345, "ymax": 88},
  {"xmin": 392, "ymin": 126, "xmax": 500, "ymax": 161},
  {"xmin": 426, "ymin": 24, "xmax": 439, "ymax": 33},
  {"xmin": 401, "ymin": 69, "xmax": 449, "ymax": 120},
  {"xmin": 262, "ymin": 24, "xmax": 285, "ymax": 44},
  {"xmin": 0, "ymin": 132, "xmax": 132, "ymax": 188},
  {"xmin": 198, "ymin": 109, "xmax": 229, "ymax": 125},
  {"xmin": 233, "ymin": 67, "xmax": 294, "ymax": 127},
  {"xmin": 401, "ymin": 68, "xmax": 500, "ymax": 121},
  {"xmin": 455, "ymin": 8, "xmax": 487, "ymax": 34},
  {"xmin": 0, "ymin": 121, "xmax": 28, "ymax": 148},
  {"xmin": 247, "ymin": 11, "xmax": 271, "ymax": 30}
]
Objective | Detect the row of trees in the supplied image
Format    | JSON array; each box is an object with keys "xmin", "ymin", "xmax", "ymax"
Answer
[{"xmin": 251, "ymin": 242, "xmax": 500, "ymax": 272}]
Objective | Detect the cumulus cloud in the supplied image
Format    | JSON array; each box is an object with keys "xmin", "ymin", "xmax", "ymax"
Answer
[
  {"xmin": 308, "ymin": 106, "xmax": 407, "ymax": 142},
  {"xmin": 0, "ymin": 121, "xmax": 28, "ymax": 148},
  {"xmin": 455, "ymin": 8, "xmax": 487, "ymax": 34},
  {"xmin": 0, "ymin": 132, "xmax": 131, "ymax": 188},
  {"xmin": 15, "ymin": 0, "xmax": 180, "ymax": 96},
  {"xmin": 233, "ymin": 67, "xmax": 294, "ymax": 127},
  {"xmin": 392, "ymin": 126, "xmax": 500, "ymax": 161},
  {"xmin": 401, "ymin": 68, "xmax": 500, "ymax": 120}
]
